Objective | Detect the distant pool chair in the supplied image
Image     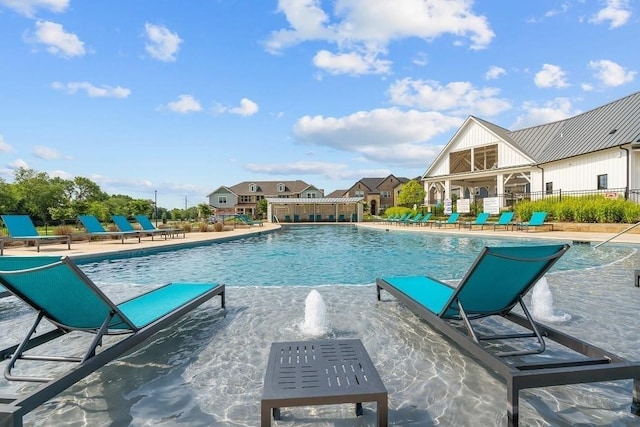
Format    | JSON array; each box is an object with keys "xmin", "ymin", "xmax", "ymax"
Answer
[
  {"xmin": 377, "ymin": 244, "xmax": 640, "ymax": 426},
  {"xmin": 112, "ymin": 215, "xmax": 168, "ymax": 240},
  {"xmin": 135, "ymin": 215, "xmax": 185, "ymax": 238},
  {"xmin": 0, "ymin": 255, "xmax": 225, "ymax": 426},
  {"xmin": 460, "ymin": 212, "xmax": 490, "ymax": 230},
  {"xmin": 516, "ymin": 211, "xmax": 553, "ymax": 232},
  {"xmin": 78, "ymin": 215, "xmax": 141, "ymax": 244},
  {"xmin": 491, "ymin": 212, "xmax": 515, "ymax": 231},
  {"xmin": 433, "ymin": 212, "xmax": 460, "ymax": 228},
  {"xmin": 0, "ymin": 215, "xmax": 71, "ymax": 256}
]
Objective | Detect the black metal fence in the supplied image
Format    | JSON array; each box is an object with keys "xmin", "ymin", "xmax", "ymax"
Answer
[{"xmin": 427, "ymin": 187, "xmax": 640, "ymax": 215}]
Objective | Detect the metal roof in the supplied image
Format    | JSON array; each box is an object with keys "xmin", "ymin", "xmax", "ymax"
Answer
[
  {"xmin": 266, "ymin": 197, "xmax": 364, "ymax": 204},
  {"xmin": 509, "ymin": 91, "xmax": 640, "ymax": 163}
]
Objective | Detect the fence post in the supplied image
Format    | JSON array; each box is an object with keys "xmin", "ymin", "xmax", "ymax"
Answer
[{"xmin": 559, "ymin": 189, "xmax": 562, "ymax": 202}]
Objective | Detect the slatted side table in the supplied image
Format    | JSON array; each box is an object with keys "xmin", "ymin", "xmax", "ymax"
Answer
[{"xmin": 261, "ymin": 339, "xmax": 388, "ymax": 426}]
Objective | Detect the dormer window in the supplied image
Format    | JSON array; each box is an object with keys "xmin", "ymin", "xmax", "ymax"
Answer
[
  {"xmin": 249, "ymin": 183, "xmax": 257, "ymax": 192},
  {"xmin": 277, "ymin": 183, "xmax": 285, "ymax": 192}
]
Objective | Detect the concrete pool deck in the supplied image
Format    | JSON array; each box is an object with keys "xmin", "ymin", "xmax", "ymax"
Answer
[{"xmin": 1, "ymin": 220, "xmax": 639, "ymax": 258}]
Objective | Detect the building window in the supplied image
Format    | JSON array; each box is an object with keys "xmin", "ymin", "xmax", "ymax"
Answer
[
  {"xmin": 249, "ymin": 183, "xmax": 257, "ymax": 192},
  {"xmin": 277, "ymin": 183, "xmax": 285, "ymax": 192},
  {"xmin": 597, "ymin": 174, "xmax": 608, "ymax": 190},
  {"xmin": 380, "ymin": 191, "xmax": 391, "ymax": 198},
  {"xmin": 240, "ymin": 195, "xmax": 252, "ymax": 203},
  {"xmin": 545, "ymin": 182, "xmax": 553, "ymax": 195},
  {"xmin": 218, "ymin": 196, "xmax": 227, "ymax": 204},
  {"xmin": 307, "ymin": 192, "xmax": 316, "ymax": 198},
  {"xmin": 355, "ymin": 190, "xmax": 364, "ymax": 197}
]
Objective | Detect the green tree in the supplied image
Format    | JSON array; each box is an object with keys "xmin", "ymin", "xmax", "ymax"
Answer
[
  {"xmin": 0, "ymin": 178, "xmax": 19, "ymax": 213},
  {"xmin": 197, "ymin": 203, "xmax": 212, "ymax": 220},
  {"xmin": 397, "ymin": 180, "xmax": 426, "ymax": 208},
  {"xmin": 13, "ymin": 168, "xmax": 66, "ymax": 225},
  {"xmin": 256, "ymin": 199, "xmax": 268, "ymax": 218}
]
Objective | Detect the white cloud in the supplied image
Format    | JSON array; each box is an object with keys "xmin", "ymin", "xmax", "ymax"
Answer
[
  {"xmin": 485, "ymin": 65, "xmax": 506, "ymax": 80},
  {"xmin": 313, "ymin": 50, "xmax": 391, "ymax": 75},
  {"xmin": 245, "ymin": 161, "xmax": 391, "ymax": 181},
  {"xmin": 8, "ymin": 158, "xmax": 29, "ymax": 170},
  {"xmin": 588, "ymin": 59, "xmax": 636, "ymax": 87},
  {"xmin": 51, "ymin": 81, "xmax": 131, "ymax": 98},
  {"xmin": 589, "ymin": 0, "xmax": 631, "ymax": 28},
  {"xmin": 144, "ymin": 23, "xmax": 182, "ymax": 62},
  {"xmin": 534, "ymin": 64, "xmax": 569, "ymax": 88},
  {"xmin": 293, "ymin": 107, "xmax": 462, "ymax": 167},
  {"xmin": 231, "ymin": 98, "xmax": 259, "ymax": 116},
  {"xmin": 0, "ymin": 135, "xmax": 12, "ymax": 152},
  {"xmin": 32, "ymin": 145, "xmax": 60, "ymax": 159},
  {"xmin": 166, "ymin": 95, "xmax": 202, "ymax": 114},
  {"xmin": 387, "ymin": 78, "xmax": 511, "ymax": 117},
  {"xmin": 0, "ymin": 0, "xmax": 68, "ymax": 17},
  {"xmin": 265, "ymin": 0, "xmax": 494, "ymax": 76},
  {"xmin": 30, "ymin": 20, "xmax": 85, "ymax": 58},
  {"xmin": 511, "ymin": 98, "xmax": 578, "ymax": 129}
]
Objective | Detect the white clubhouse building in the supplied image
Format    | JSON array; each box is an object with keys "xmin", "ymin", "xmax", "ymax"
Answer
[{"xmin": 422, "ymin": 91, "xmax": 640, "ymax": 209}]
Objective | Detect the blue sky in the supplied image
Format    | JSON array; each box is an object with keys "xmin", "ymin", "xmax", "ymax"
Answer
[{"xmin": 0, "ymin": 0, "xmax": 638, "ymax": 209}]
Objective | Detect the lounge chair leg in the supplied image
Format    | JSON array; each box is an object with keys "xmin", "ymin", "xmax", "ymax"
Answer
[
  {"xmin": 355, "ymin": 402, "xmax": 363, "ymax": 416},
  {"xmin": 632, "ymin": 378, "xmax": 640, "ymax": 416},
  {"xmin": 507, "ymin": 379, "xmax": 519, "ymax": 427},
  {"xmin": 272, "ymin": 407, "xmax": 281, "ymax": 420}
]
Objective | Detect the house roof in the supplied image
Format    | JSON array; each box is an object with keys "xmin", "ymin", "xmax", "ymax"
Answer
[
  {"xmin": 221, "ymin": 180, "xmax": 316, "ymax": 196},
  {"xmin": 325, "ymin": 189, "xmax": 347, "ymax": 198},
  {"xmin": 425, "ymin": 91, "xmax": 640, "ymax": 178},
  {"xmin": 509, "ymin": 91, "xmax": 640, "ymax": 163},
  {"xmin": 266, "ymin": 197, "xmax": 364, "ymax": 204}
]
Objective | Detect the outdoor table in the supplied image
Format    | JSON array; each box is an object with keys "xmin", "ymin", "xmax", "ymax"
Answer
[{"xmin": 261, "ymin": 339, "xmax": 388, "ymax": 426}]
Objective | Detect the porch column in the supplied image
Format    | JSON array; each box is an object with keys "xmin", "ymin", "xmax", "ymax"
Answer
[{"xmin": 496, "ymin": 173, "xmax": 505, "ymax": 207}]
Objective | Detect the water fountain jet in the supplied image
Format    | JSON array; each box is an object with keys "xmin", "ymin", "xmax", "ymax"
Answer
[{"xmin": 301, "ymin": 289, "xmax": 327, "ymax": 337}]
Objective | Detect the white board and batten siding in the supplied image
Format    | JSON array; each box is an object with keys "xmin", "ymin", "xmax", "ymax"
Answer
[{"xmin": 542, "ymin": 148, "xmax": 628, "ymax": 192}]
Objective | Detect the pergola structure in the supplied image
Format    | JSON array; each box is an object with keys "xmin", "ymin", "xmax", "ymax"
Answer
[{"xmin": 266, "ymin": 197, "xmax": 364, "ymax": 223}]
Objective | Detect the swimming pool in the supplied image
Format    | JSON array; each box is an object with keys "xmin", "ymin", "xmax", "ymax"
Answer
[{"xmin": 1, "ymin": 225, "xmax": 639, "ymax": 426}]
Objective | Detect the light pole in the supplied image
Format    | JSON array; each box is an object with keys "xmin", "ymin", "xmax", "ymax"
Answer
[{"xmin": 154, "ymin": 190, "xmax": 158, "ymax": 226}]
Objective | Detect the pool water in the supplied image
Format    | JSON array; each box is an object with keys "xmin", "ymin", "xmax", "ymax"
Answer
[
  {"xmin": 1, "ymin": 225, "xmax": 639, "ymax": 426},
  {"xmin": 80, "ymin": 225, "xmax": 634, "ymax": 286}
]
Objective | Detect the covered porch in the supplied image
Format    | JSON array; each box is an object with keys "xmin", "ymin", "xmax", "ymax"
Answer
[{"xmin": 266, "ymin": 197, "xmax": 364, "ymax": 223}]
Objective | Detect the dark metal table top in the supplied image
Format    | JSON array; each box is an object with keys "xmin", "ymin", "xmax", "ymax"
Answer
[{"xmin": 262, "ymin": 338, "xmax": 387, "ymax": 401}]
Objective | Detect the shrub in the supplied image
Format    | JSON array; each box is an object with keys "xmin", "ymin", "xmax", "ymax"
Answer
[
  {"xmin": 198, "ymin": 222, "xmax": 209, "ymax": 232},
  {"xmin": 181, "ymin": 223, "xmax": 192, "ymax": 233},
  {"xmin": 515, "ymin": 195, "xmax": 640, "ymax": 223},
  {"xmin": 213, "ymin": 222, "xmax": 224, "ymax": 232},
  {"xmin": 54, "ymin": 225, "xmax": 74, "ymax": 236}
]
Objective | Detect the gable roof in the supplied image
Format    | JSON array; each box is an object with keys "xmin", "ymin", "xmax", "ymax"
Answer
[
  {"xmin": 424, "ymin": 91, "xmax": 640, "ymax": 178},
  {"xmin": 226, "ymin": 180, "xmax": 315, "ymax": 195}
]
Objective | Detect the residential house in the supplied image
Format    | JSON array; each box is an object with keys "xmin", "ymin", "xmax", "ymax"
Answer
[
  {"xmin": 207, "ymin": 180, "xmax": 324, "ymax": 217},
  {"xmin": 344, "ymin": 175, "xmax": 410, "ymax": 215},
  {"xmin": 422, "ymin": 91, "xmax": 640, "ymax": 209}
]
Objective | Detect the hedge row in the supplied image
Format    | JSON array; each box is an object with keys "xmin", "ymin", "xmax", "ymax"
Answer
[{"xmin": 514, "ymin": 195, "xmax": 640, "ymax": 223}]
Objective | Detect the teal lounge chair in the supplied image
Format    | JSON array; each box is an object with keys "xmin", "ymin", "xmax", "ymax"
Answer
[
  {"xmin": 460, "ymin": 212, "xmax": 490, "ymax": 230},
  {"xmin": 237, "ymin": 214, "xmax": 263, "ymax": 227},
  {"xmin": 377, "ymin": 244, "xmax": 640, "ymax": 426},
  {"xmin": 418, "ymin": 212, "xmax": 433, "ymax": 226},
  {"xmin": 0, "ymin": 215, "xmax": 71, "ymax": 256},
  {"xmin": 434, "ymin": 212, "xmax": 460, "ymax": 228},
  {"xmin": 516, "ymin": 211, "xmax": 553, "ymax": 232},
  {"xmin": 112, "ymin": 215, "xmax": 167, "ymax": 241},
  {"xmin": 406, "ymin": 213, "xmax": 423, "ymax": 226},
  {"xmin": 491, "ymin": 212, "xmax": 514, "ymax": 231},
  {"xmin": 78, "ymin": 214, "xmax": 141, "ymax": 243},
  {"xmin": 135, "ymin": 214, "xmax": 185, "ymax": 238},
  {"xmin": 0, "ymin": 255, "xmax": 224, "ymax": 425}
]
